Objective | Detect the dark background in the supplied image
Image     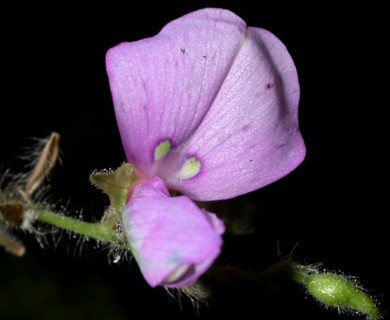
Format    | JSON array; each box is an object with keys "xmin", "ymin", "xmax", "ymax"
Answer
[{"xmin": 0, "ymin": 1, "xmax": 387, "ymax": 319}]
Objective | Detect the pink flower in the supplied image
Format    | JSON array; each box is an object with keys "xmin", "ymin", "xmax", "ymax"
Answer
[{"xmin": 106, "ymin": 8, "xmax": 305, "ymax": 288}]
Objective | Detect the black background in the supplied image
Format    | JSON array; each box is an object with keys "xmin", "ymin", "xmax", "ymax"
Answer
[{"xmin": 0, "ymin": 1, "xmax": 387, "ymax": 319}]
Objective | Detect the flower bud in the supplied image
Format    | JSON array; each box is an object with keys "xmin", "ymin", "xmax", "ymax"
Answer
[{"xmin": 303, "ymin": 273, "xmax": 379, "ymax": 319}]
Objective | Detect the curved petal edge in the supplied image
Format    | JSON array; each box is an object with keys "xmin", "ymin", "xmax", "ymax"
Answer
[{"xmin": 122, "ymin": 177, "xmax": 224, "ymax": 288}]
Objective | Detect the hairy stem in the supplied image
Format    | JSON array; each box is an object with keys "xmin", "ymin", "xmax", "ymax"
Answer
[{"xmin": 34, "ymin": 208, "xmax": 128, "ymax": 248}]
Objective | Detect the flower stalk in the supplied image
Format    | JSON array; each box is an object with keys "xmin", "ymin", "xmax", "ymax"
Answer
[
  {"xmin": 34, "ymin": 207, "xmax": 127, "ymax": 247},
  {"xmin": 0, "ymin": 132, "xmax": 130, "ymax": 253}
]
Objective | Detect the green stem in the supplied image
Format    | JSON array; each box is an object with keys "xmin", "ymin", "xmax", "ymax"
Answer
[{"xmin": 34, "ymin": 208, "xmax": 128, "ymax": 248}]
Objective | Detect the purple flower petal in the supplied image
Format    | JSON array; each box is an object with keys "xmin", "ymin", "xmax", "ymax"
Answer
[
  {"xmin": 123, "ymin": 177, "xmax": 224, "ymax": 288},
  {"xmin": 162, "ymin": 26, "xmax": 306, "ymax": 200},
  {"xmin": 107, "ymin": 8, "xmax": 305, "ymax": 200},
  {"xmin": 106, "ymin": 9, "xmax": 247, "ymax": 177}
]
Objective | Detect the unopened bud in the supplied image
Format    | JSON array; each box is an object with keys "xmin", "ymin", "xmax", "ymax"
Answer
[{"xmin": 302, "ymin": 273, "xmax": 379, "ymax": 320}]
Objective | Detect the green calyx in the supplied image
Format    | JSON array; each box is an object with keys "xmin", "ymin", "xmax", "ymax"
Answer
[
  {"xmin": 33, "ymin": 163, "xmax": 139, "ymax": 249},
  {"xmin": 90, "ymin": 163, "xmax": 137, "ymax": 226}
]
